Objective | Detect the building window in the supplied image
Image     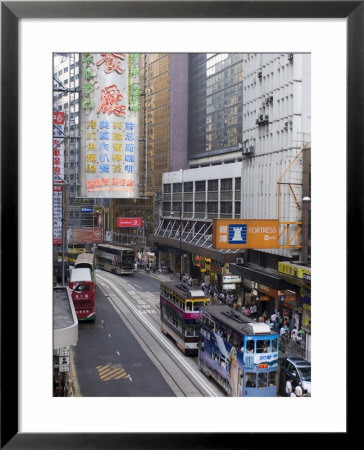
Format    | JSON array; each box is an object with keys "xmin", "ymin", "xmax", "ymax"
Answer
[
  {"xmin": 173, "ymin": 182, "xmax": 182, "ymax": 193},
  {"xmin": 220, "ymin": 202, "xmax": 232, "ymax": 214},
  {"xmin": 235, "ymin": 177, "xmax": 241, "ymax": 190},
  {"xmin": 208, "ymin": 202, "xmax": 218, "ymax": 213},
  {"xmin": 195, "ymin": 180, "xmax": 206, "ymax": 192},
  {"xmin": 184, "ymin": 202, "xmax": 193, "ymax": 212},
  {"xmin": 221, "ymin": 178, "xmax": 232, "ymax": 191},
  {"xmin": 164, "ymin": 184, "xmax": 171, "ymax": 193},
  {"xmin": 208, "ymin": 179, "xmax": 218, "ymax": 191},
  {"xmin": 163, "ymin": 203, "xmax": 171, "ymax": 213},
  {"xmin": 235, "ymin": 202, "xmax": 241, "ymax": 215},
  {"xmin": 172, "ymin": 202, "xmax": 182, "ymax": 214},
  {"xmin": 184, "ymin": 181, "xmax": 193, "ymax": 192},
  {"xmin": 195, "ymin": 202, "xmax": 206, "ymax": 213}
]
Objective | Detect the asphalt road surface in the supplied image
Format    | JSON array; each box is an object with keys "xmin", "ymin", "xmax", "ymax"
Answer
[{"xmin": 72, "ymin": 283, "xmax": 176, "ymax": 397}]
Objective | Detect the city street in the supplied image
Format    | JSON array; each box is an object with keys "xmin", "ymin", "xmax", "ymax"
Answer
[{"xmin": 71, "ymin": 269, "xmax": 225, "ymax": 397}]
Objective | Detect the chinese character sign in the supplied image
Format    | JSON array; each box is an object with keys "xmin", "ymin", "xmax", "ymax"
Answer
[
  {"xmin": 53, "ymin": 112, "xmax": 65, "ymax": 181},
  {"xmin": 79, "ymin": 53, "xmax": 140, "ymax": 199}
]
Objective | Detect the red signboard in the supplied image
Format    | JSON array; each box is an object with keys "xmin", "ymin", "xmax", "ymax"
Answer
[
  {"xmin": 117, "ymin": 217, "xmax": 143, "ymax": 228},
  {"xmin": 53, "ymin": 111, "xmax": 65, "ymax": 125},
  {"xmin": 69, "ymin": 227, "xmax": 103, "ymax": 243}
]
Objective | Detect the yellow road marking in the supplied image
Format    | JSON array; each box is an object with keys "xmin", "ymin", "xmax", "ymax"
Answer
[{"xmin": 96, "ymin": 363, "xmax": 129, "ymax": 382}]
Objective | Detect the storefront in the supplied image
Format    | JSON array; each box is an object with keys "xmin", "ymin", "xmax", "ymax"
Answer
[
  {"xmin": 278, "ymin": 262, "xmax": 311, "ymax": 336},
  {"xmin": 222, "ymin": 274, "xmax": 242, "ymax": 304},
  {"xmin": 230, "ymin": 263, "xmax": 295, "ymax": 316}
]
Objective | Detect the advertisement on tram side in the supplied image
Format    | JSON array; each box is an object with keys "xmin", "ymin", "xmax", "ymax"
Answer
[{"xmin": 199, "ymin": 328, "xmax": 245, "ymax": 397}]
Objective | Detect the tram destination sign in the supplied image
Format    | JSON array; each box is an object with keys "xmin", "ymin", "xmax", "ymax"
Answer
[{"xmin": 213, "ymin": 219, "xmax": 279, "ymax": 249}]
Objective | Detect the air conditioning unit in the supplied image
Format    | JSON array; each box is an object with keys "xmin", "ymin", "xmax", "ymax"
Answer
[
  {"xmin": 236, "ymin": 258, "xmax": 244, "ymax": 265},
  {"xmin": 243, "ymin": 146, "xmax": 254, "ymax": 156},
  {"xmin": 257, "ymin": 115, "xmax": 269, "ymax": 126}
]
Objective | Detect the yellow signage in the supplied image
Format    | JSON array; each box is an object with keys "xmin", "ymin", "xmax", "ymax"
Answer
[
  {"xmin": 278, "ymin": 262, "xmax": 311, "ymax": 282},
  {"xmin": 213, "ymin": 219, "xmax": 279, "ymax": 249}
]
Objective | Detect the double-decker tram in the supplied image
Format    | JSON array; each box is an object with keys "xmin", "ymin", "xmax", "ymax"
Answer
[
  {"xmin": 75, "ymin": 252, "xmax": 95, "ymax": 273},
  {"xmin": 160, "ymin": 282, "xmax": 211, "ymax": 355},
  {"xmin": 198, "ymin": 305, "xmax": 279, "ymax": 397},
  {"xmin": 69, "ymin": 264, "xmax": 96, "ymax": 321},
  {"xmin": 96, "ymin": 244, "xmax": 135, "ymax": 275}
]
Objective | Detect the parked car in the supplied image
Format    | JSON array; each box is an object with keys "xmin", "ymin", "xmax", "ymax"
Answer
[{"xmin": 279, "ymin": 355, "xmax": 311, "ymax": 396}]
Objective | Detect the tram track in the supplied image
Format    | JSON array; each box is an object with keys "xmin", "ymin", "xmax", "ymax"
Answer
[{"xmin": 96, "ymin": 270, "xmax": 224, "ymax": 397}]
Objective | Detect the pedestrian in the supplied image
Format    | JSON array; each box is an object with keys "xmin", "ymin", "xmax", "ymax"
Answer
[
  {"xmin": 295, "ymin": 382, "xmax": 303, "ymax": 397},
  {"xmin": 252, "ymin": 303, "xmax": 257, "ymax": 319},
  {"xmin": 285, "ymin": 377, "xmax": 294, "ymax": 397},
  {"xmin": 280, "ymin": 325, "xmax": 286, "ymax": 338},
  {"xmin": 290, "ymin": 327, "xmax": 298, "ymax": 342},
  {"xmin": 274, "ymin": 318, "xmax": 280, "ymax": 332},
  {"xmin": 188, "ymin": 276, "xmax": 193, "ymax": 287}
]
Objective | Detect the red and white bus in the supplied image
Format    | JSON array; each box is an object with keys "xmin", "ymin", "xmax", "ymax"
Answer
[{"xmin": 69, "ymin": 266, "xmax": 95, "ymax": 321}]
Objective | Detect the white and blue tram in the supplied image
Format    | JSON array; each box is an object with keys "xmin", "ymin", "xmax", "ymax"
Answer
[{"xmin": 198, "ymin": 305, "xmax": 279, "ymax": 397}]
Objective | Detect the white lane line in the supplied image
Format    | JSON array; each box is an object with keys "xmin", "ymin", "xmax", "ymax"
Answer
[
  {"xmin": 97, "ymin": 274, "xmax": 217, "ymax": 397},
  {"xmin": 108, "ymin": 333, "xmax": 111, "ymax": 338},
  {"xmin": 116, "ymin": 351, "xmax": 120, "ymax": 356}
]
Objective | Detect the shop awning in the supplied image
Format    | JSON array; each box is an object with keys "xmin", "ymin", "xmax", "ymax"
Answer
[
  {"xmin": 151, "ymin": 234, "xmax": 243, "ymax": 264},
  {"xmin": 229, "ymin": 263, "xmax": 293, "ymax": 290}
]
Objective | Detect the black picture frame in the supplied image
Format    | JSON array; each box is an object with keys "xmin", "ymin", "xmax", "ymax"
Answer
[{"xmin": 1, "ymin": 1, "xmax": 358, "ymax": 448}]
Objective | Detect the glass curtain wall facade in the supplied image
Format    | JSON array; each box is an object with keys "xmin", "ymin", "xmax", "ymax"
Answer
[
  {"xmin": 188, "ymin": 53, "xmax": 244, "ymax": 157},
  {"xmin": 140, "ymin": 53, "xmax": 170, "ymax": 194}
]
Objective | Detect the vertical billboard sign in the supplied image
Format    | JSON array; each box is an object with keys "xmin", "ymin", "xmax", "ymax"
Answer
[
  {"xmin": 53, "ymin": 186, "xmax": 63, "ymax": 245},
  {"xmin": 79, "ymin": 53, "xmax": 140, "ymax": 199},
  {"xmin": 53, "ymin": 111, "xmax": 65, "ymax": 181},
  {"xmin": 53, "ymin": 111, "xmax": 65, "ymax": 246}
]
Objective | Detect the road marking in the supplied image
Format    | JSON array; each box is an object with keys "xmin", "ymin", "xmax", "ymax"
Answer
[
  {"xmin": 96, "ymin": 363, "xmax": 129, "ymax": 382},
  {"xmin": 108, "ymin": 333, "xmax": 111, "ymax": 338},
  {"xmin": 116, "ymin": 351, "xmax": 120, "ymax": 356}
]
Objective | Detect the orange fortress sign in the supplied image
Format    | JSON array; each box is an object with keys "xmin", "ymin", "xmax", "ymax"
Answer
[{"xmin": 213, "ymin": 219, "xmax": 279, "ymax": 249}]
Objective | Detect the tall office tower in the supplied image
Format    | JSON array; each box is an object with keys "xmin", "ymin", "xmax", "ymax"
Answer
[{"xmin": 188, "ymin": 53, "xmax": 245, "ymax": 161}]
